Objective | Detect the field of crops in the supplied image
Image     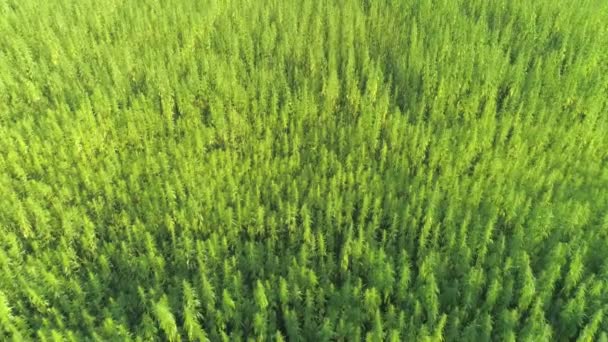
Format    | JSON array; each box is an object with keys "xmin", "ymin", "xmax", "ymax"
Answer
[{"xmin": 1, "ymin": 0, "xmax": 607, "ymax": 340}]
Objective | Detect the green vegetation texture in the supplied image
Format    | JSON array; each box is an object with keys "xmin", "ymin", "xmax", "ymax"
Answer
[{"xmin": 1, "ymin": 0, "xmax": 607, "ymax": 341}]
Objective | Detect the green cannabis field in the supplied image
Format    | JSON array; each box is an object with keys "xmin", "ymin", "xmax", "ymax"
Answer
[{"xmin": 1, "ymin": 0, "xmax": 607, "ymax": 340}]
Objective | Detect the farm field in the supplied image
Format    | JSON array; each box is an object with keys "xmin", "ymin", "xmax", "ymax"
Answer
[{"xmin": 0, "ymin": 0, "xmax": 607, "ymax": 340}]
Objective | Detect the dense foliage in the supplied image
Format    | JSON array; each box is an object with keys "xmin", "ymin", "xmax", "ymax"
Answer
[{"xmin": 1, "ymin": 0, "xmax": 607, "ymax": 340}]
